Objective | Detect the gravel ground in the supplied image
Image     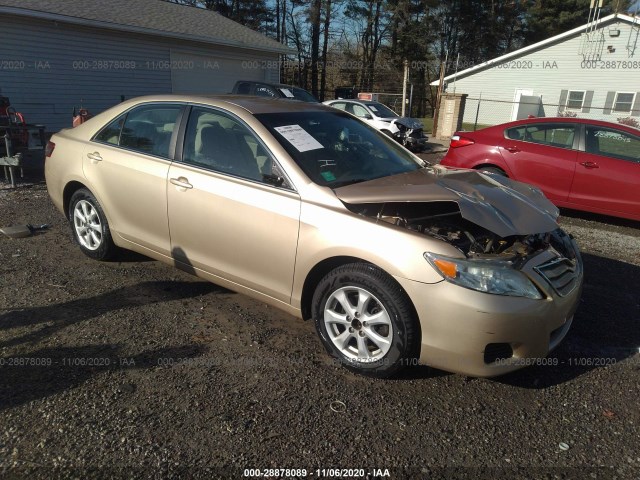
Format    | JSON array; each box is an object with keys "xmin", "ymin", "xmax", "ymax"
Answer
[{"xmin": 1, "ymin": 161, "xmax": 639, "ymax": 480}]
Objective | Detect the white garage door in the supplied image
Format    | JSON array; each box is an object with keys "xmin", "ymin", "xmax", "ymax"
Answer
[{"xmin": 170, "ymin": 49, "xmax": 279, "ymax": 94}]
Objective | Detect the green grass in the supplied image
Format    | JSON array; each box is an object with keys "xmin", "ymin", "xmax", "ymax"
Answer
[{"xmin": 419, "ymin": 117, "xmax": 490, "ymax": 134}]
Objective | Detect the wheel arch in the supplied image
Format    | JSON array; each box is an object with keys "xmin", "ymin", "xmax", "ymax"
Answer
[
  {"xmin": 472, "ymin": 162, "xmax": 509, "ymax": 176},
  {"xmin": 63, "ymin": 181, "xmax": 88, "ymax": 218},
  {"xmin": 299, "ymin": 255, "xmax": 420, "ymax": 332}
]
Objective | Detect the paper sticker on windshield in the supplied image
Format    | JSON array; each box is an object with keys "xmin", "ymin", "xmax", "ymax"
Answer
[
  {"xmin": 274, "ymin": 125, "xmax": 324, "ymax": 152},
  {"xmin": 369, "ymin": 105, "xmax": 379, "ymax": 112},
  {"xmin": 279, "ymin": 88, "xmax": 295, "ymax": 98}
]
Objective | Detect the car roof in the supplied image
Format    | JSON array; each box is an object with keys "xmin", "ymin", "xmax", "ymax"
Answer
[
  {"xmin": 117, "ymin": 94, "xmax": 331, "ymax": 114},
  {"xmin": 237, "ymin": 80, "xmax": 297, "ymax": 88},
  {"xmin": 496, "ymin": 116, "xmax": 640, "ymax": 132}
]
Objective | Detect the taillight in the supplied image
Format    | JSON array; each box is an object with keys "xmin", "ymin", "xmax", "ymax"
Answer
[
  {"xmin": 45, "ymin": 141, "xmax": 55, "ymax": 158},
  {"xmin": 449, "ymin": 135, "xmax": 475, "ymax": 148}
]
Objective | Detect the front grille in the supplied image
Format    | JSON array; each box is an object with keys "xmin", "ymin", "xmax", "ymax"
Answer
[
  {"xmin": 484, "ymin": 343, "xmax": 513, "ymax": 364},
  {"xmin": 534, "ymin": 257, "xmax": 581, "ymax": 297}
]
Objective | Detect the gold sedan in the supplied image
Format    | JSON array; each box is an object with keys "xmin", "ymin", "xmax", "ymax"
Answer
[{"xmin": 45, "ymin": 95, "xmax": 583, "ymax": 378}]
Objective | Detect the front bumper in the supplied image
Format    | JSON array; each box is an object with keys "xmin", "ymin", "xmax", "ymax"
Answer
[
  {"xmin": 404, "ymin": 135, "xmax": 428, "ymax": 149},
  {"xmin": 396, "ymin": 247, "xmax": 583, "ymax": 377}
]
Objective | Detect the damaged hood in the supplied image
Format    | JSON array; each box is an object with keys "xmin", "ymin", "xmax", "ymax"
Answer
[
  {"xmin": 333, "ymin": 167, "xmax": 559, "ymax": 237},
  {"xmin": 393, "ymin": 117, "xmax": 424, "ymax": 130}
]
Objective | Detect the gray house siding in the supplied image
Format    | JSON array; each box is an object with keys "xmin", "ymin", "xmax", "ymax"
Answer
[
  {"xmin": 0, "ymin": 15, "xmax": 279, "ymax": 132},
  {"xmin": 443, "ymin": 18, "xmax": 640, "ymax": 126}
]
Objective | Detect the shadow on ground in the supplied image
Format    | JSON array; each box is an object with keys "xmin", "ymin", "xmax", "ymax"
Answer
[
  {"xmin": 0, "ymin": 343, "xmax": 206, "ymax": 410},
  {"xmin": 496, "ymin": 252, "xmax": 640, "ymax": 389},
  {"xmin": 559, "ymin": 207, "xmax": 640, "ymax": 229},
  {"xmin": 0, "ymin": 280, "xmax": 222, "ymax": 349}
]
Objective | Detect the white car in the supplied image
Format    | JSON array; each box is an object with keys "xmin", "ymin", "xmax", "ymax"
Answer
[{"xmin": 323, "ymin": 99, "xmax": 427, "ymax": 151}]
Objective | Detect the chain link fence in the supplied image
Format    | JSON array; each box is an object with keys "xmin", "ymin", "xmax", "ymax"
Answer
[{"xmin": 459, "ymin": 97, "xmax": 640, "ymax": 131}]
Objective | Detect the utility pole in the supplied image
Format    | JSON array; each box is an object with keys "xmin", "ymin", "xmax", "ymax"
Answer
[
  {"xmin": 401, "ymin": 59, "xmax": 409, "ymax": 117},
  {"xmin": 432, "ymin": 50, "xmax": 448, "ymax": 138}
]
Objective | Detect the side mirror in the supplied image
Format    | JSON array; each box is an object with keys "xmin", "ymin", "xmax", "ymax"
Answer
[{"xmin": 263, "ymin": 173, "xmax": 285, "ymax": 187}]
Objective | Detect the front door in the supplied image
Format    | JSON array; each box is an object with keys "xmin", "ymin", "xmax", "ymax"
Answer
[
  {"xmin": 500, "ymin": 122, "xmax": 578, "ymax": 203},
  {"xmin": 166, "ymin": 106, "xmax": 301, "ymax": 303}
]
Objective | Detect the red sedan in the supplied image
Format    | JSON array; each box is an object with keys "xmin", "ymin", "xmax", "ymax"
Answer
[{"xmin": 440, "ymin": 117, "xmax": 640, "ymax": 221}]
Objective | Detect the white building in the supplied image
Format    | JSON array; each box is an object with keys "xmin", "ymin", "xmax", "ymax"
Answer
[
  {"xmin": 0, "ymin": 0, "xmax": 292, "ymax": 132},
  {"xmin": 431, "ymin": 14, "xmax": 640, "ymax": 127}
]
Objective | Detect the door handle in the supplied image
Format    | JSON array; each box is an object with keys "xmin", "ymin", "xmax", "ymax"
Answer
[
  {"xmin": 579, "ymin": 161, "xmax": 599, "ymax": 169},
  {"xmin": 505, "ymin": 146, "xmax": 520, "ymax": 153},
  {"xmin": 87, "ymin": 152, "xmax": 103, "ymax": 162},
  {"xmin": 170, "ymin": 177, "xmax": 193, "ymax": 189}
]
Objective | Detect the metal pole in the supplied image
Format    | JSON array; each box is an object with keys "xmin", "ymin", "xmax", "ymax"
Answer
[
  {"xmin": 401, "ymin": 59, "xmax": 409, "ymax": 117},
  {"xmin": 474, "ymin": 93, "xmax": 482, "ymax": 131},
  {"xmin": 3, "ymin": 132, "xmax": 15, "ymax": 187},
  {"xmin": 452, "ymin": 53, "xmax": 460, "ymax": 95},
  {"xmin": 409, "ymin": 83, "xmax": 414, "ymax": 117}
]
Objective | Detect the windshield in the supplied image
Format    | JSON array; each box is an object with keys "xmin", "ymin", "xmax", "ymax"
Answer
[
  {"xmin": 366, "ymin": 102, "xmax": 398, "ymax": 118},
  {"xmin": 255, "ymin": 111, "xmax": 423, "ymax": 187}
]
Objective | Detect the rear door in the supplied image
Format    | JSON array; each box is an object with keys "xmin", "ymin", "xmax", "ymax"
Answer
[
  {"xmin": 570, "ymin": 124, "xmax": 640, "ymax": 216},
  {"xmin": 84, "ymin": 103, "xmax": 184, "ymax": 256},
  {"xmin": 500, "ymin": 122, "xmax": 578, "ymax": 202}
]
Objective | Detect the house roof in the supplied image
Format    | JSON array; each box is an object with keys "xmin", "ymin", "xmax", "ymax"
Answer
[
  {"xmin": 430, "ymin": 13, "xmax": 638, "ymax": 85},
  {"xmin": 0, "ymin": 0, "xmax": 294, "ymax": 55}
]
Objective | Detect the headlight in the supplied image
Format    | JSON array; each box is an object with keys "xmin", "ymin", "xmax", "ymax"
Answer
[{"xmin": 424, "ymin": 252, "xmax": 543, "ymax": 300}]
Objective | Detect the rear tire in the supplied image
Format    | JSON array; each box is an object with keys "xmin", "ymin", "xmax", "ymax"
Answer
[
  {"xmin": 68, "ymin": 188, "xmax": 116, "ymax": 261},
  {"xmin": 312, "ymin": 263, "xmax": 420, "ymax": 378}
]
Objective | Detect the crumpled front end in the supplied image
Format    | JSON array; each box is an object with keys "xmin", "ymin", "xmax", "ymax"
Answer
[
  {"xmin": 334, "ymin": 168, "xmax": 583, "ymax": 376},
  {"xmin": 391, "ymin": 117, "xmax": 428, "ymax": 151}
]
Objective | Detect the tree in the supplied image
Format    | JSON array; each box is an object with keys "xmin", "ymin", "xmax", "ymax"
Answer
[
  {"xmin": 523, "ymin": 0, "xmax": 631, "ymax": 44},
  {"xmin": 309, "ymin": 0, "xmax": 322, "ymax": 97},
  {"xmin": 319, "ymin": 0, "xmax": 333, "ymax": 101},
  {"xmin": 344, "ymin": 0, "xmax": 390, "ymax": 91}
]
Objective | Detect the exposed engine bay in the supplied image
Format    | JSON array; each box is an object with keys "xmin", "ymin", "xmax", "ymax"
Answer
[{"xmin": 345, "ymin": 201, "xmax": 575, "ymax": 261}]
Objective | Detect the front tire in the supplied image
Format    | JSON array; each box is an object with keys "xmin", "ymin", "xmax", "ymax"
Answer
[
  {"xmin": 312, "ymin": 263, "xmax": 420, "ymax": 378},
  {"xmin": 68, "ymin": 188, "xmax": 116, "ymax": 260}
]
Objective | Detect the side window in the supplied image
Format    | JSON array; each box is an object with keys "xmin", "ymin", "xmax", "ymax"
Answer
[
  {"xmin": 585, "ymin": 126, "xmax": 640, "ymax": 163},
  {"xmin": 182, "ymin": 107, "xmax": 289, "ymax": 186},
  {"xmin": 505, "ymin": 126, "xmax": 526, "ymax": 141},
  {"xmin": 351, "ymin": 104, "xmax": 370, "ymax": 118},
  {"xmin": 236, "ymin": 82, "xmax": 251, "ymax": 95},
  {"xmin": 331, "ymin": 102, "xmax": 347, "ymax": 111},
  {"xmin": 525, "ymin": 124, "xmax": 575, "ymax": 149},
  {"xmin": 94, "ymin": 114, "xmax": 126, "ymax": 145},
  {"xmin": 119, "ymin": 105, "xmax": 182, "ymax": 158}
]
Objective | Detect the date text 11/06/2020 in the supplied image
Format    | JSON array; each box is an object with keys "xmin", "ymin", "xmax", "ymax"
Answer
[{"xmin": 243, "ymin": 468, "xmax": 391, "ymax": 478}]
